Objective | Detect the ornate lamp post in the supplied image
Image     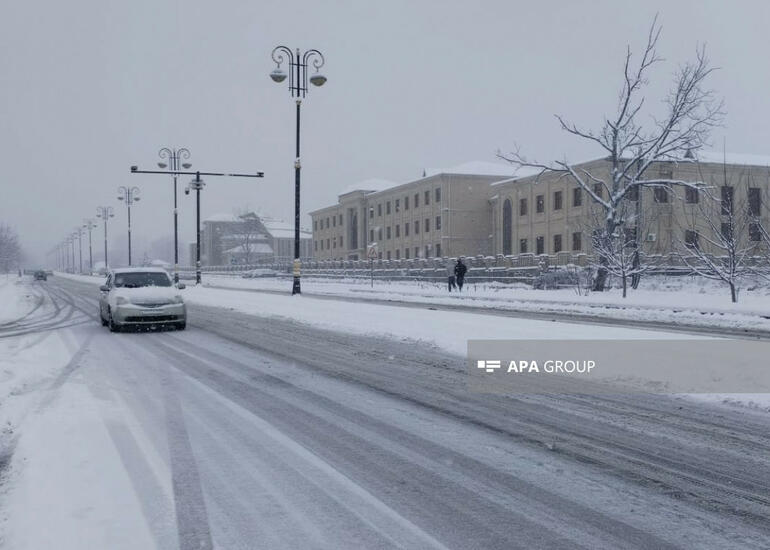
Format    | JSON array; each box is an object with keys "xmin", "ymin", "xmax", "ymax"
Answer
[
  {"xmin": 73, "ymin": 227, "xmax": 84, "ymax": 274},
  {"xmin": 117, "ymin": 186, "xmax": 141, "ymax": 266},
  {"xmin": 269, "ymin": 45, "xmax": 327, "ymax": 295},
  {"xmin": 158, "ymin": 148, "xmax": 191, "ymax": 282},
  {"xmin": 185, "ymin": 172, "xmax": 206, "ymax": 285},
  {"xmin": 96, "ymin": 206, "xmax": 115, "ymax": 270}
]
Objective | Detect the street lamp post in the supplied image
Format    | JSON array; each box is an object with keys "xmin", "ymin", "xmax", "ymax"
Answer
[
  {"xmin": 117, "ymin": 186, "xmax": 141, "ymax": 266},
  {"xmin": 158, "ymin": 148, "xmax": 191, "ymax": 282},
  {"xmin": 269, "ymin": 45, "xmax": 327, "ymax": 295},
  {"xmin": 83, "ymin": 219, "xmax": 97, "ymax": 273},
  {"xmin": 185, "ymin": 172, "xmax": 206, "ymax": 285},
  {"xmin": 96, "ymin": 206, "xmax": 114, "ymax": 270},
  {"xmin": 74, "ymin": 227, "xmax": 83, "ymax": 274}
]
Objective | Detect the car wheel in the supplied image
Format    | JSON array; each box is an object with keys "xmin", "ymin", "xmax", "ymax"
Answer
[
  {"xmin": 108, "ymin": 309, "xmax": 120, "ymax": 333},
  {"xmin": 101, "ymin": 312, "xmax": 108, "ymax": 326},
  {"xmin": 175, "ymin": 321, "xmax": 186, "ymax": 331}
]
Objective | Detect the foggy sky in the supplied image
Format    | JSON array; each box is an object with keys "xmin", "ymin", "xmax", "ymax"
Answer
[{"xmin": 2, "ymin": 0, "xmax": 769, "ymax": 266}]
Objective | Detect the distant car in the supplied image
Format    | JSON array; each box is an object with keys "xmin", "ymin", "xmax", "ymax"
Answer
[
  {"xmin": 34, "ymin": 270, "xmax": 47, "ymax": 281},
  {"xmin": 98, "ymin": 267, "xmax": 186, "ymax": 332}
]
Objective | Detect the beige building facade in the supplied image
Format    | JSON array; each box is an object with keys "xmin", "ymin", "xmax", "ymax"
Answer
[
  {"xmin": 491, "ymin": 155, "xmax": 770, "ymax": 259},
  {"xmin": 310, "ymin": 164, "xmax": 513, "ymax": 261}
]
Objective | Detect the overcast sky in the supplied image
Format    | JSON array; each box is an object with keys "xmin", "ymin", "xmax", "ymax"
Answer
[{"xmin": 2, "ymin": 0, "xmax": 769, "ymax": 265}]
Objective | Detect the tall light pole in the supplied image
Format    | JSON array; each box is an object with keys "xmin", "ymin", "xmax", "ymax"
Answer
[
  {"xmin": 96, "ymin": 206, "xmax": 114, "ymax": 270},
  {"xmin": 117, "ymin": 186, "xmax": 140, "ymax": 266},
  {"xmin": 83, "ymin": 219, "xmax": 97, "ymax": 272},
  {"xmin": 185, "ymin": 172, "xmax": 205, "ymax": 285},
  {"xmin": 74, "ymin": 227, "xmax": 84, "ymax": 274},
  {"xmin": 269, "ymin": 46, "xmax": 327, "ymax": 295},
  {"xmin": 158, "ymin": 148, "xmax": 191, "ymax": 282}
]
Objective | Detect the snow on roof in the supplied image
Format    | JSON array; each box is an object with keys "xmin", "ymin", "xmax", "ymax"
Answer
[
  {"xmin": 424, "ymin": 161, "xmax": 518, "ymax": 178},
  {"xmin": 224, "ymin": 243, "xmax": 274, "ymax": 254},
  {"xmin": 690, "ymin": 151, "xmax": 770, "ymax": 167},
  {"xmin": 203, "ymin": 213, "xmax": 240, "ymax": 223},
  {"xmin": 261, "ymin": 219, "xmax": 311, "ymax": 239},
  {"xmin": 339, "ymin": 178, "xmax": 398, "ymax": 196}
]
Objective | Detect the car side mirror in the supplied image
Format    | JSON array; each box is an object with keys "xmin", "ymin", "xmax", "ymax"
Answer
[
  {"xmin": 99, "ymin": 285, "xmax": 109, "ymax": 292},
  {"xmin": 176, "ymin": 283, "xmax": 186, "ymax": 290}
]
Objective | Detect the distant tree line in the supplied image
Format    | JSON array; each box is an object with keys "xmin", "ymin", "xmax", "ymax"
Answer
[{"xmin": 0, "ymin": 223, "xmax": 23, "ymax": 272}]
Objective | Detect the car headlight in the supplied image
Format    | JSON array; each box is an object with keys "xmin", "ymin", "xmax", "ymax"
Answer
[
  {"xmin": 116, "ymin": 296, "xmax": 130, "ymax": 305},
  {"xmin": 172, "ymin": 295, "xmax": 184, "ymax": 304}
]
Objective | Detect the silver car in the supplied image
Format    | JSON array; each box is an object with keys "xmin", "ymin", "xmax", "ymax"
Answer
[{"xmin": 99, "ymin": 268, "xmax": 186, "ymax": 332}]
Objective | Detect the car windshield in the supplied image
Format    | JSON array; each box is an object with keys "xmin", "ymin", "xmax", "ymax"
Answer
[{"xmin": 113, "ymin": 272, "xmax": 171, "ymax": 288}]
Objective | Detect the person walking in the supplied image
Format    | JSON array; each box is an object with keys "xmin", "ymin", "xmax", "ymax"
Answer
[
  {"xmin": 454, "ymin": 257, "xmax": 467, "ymax": 291},
  {"xmin": 446, "ymin": 258, "xmax": 457, "ymax": 292}
]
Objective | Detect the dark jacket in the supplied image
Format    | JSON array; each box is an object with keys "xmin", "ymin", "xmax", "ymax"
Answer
[{"xmin": 454, "ymin": 261, "xmax": 467, "ymax": 278}]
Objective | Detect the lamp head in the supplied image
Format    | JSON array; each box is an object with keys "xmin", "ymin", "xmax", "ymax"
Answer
[
  {"xmin": 270, "ymin": 67, "xmax": 287, "ymax": 83},
  {"xmin": 157, "ymin": 162, "xmax": 168, "ymax": 169},
  {"xmin": 309, "ymin": 72, "xmax": 327, "ymax": 87},
  {"xmin": 182, "ymin": 163, "xmax": 192, "ymax": 169}
]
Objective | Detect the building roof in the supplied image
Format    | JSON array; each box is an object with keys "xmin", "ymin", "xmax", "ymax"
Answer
[
  {"xmin": 261, "ymin": 219, "xmax": 311, "ymax": 239},
  {"xmin": 203, "ymin": 213, "xmax": 240, "ymax": 223},
  {"xmin": 424, "ymin": 161, "xmax": 518, "ymax": 178},
  {"xmin": 338, "ymin": 178, "xmax": 399, "ymax": 196}
]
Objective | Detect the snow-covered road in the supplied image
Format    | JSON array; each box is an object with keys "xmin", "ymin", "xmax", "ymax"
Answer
[{"xmin": 1, "ymin": 276, "xmax": 769, "ymax": 549}]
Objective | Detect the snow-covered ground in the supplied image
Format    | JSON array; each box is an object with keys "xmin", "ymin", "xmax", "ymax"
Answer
[{"xmin": 197, "ymin": 273, "xmax": 770, "ymax": 333}]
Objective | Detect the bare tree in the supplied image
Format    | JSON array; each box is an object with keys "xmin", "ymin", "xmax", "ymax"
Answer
[
  {"xmin": 234, "ymin": 210, "xmax": 265, "ymax": 266},
  {"xmin": 0, "ymin": 223, "xmax": 22, "ymax": 272},
  {"xmin": 674, "ymin": 171, "xmax": 754, "ymax": 303},
  {"xmin": 499, "ymin": 16, "xmax": 724, "ymax": 291}
]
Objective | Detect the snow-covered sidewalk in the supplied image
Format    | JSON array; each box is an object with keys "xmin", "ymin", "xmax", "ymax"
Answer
[{"xmin": 199, "ymin": 274, "xmax": 770, "ymax": 334}]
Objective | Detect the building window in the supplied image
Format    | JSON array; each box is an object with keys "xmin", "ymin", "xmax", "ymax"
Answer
[
  {"xmin": 395, "ymin": 199, "xmax": 400, "ymax": 212},
  {"xmin": 332, "ymin": 237, "xmax": 336, "ymax": 249},
  {"xmin": 339, "ymin": 214, "xmax": 343, "ymax": 225},
  {"xmin": 414, "ymin": 246, "xmax": 419, "ymax": 258},
  {"xmin": 405, "ymin": 195, "xmax": 409, "ymax": 210},
  {"xmin": 572, "ymin": 188, "xmax": 582, "ymax": 207},
  {"xmin": 386, "ymin": 226, "xmax": 391, "ymax": 239},
  {"xmin": 435, "ymin": 243, "xmax": 441, "ymax": 257},
  {"xmin": 378, "ymin": 228, "xmax": 383, "ymax": 240},
  {"xmin": 435, "ymin": 187, "xmax": 441, "ymax": 202},
  {"xmin": 377, "ymin": 204, "xmax": 382, "ymax": 216},
  {"xmin": 593, "ymin": 183, "xmax": 603, "ymax": 201},
  {"xmin": 749, "ymin": 222, "xmax": 762, "ymax": 242},
  {"xmin": 415, "ymin": 220, "xmax": 420, "ymax": 234},
  {"xmin": 332, "ymin": 216, "xmax": 336, "ymax": 227},
  {"xmin": 626, "ymin": 185, "xmax": 639, "ymax": 201},
  {"xmin": 424, "ymin": 245, "xmax": 430, "ymax": 258},
  {"xmin": 414, "ymin": 193, "xmax": 419, "ymax": 208},
  {"xmin": 502, "ymin": 199, "xmax": 512, "ymax": 255},
  {"xmin": 519, "ymin": 198, "xmax": 528, "ymax": 216},
  {"xmin": 553, "ymin": 234, "xmax": 562, "ymax": 253},
  {"xmin": 313, "ymin": 220, "xmax": 317, "ymax": 230},
  {"xmin": 520, "ymin": 239, "xmax": 528, "ymax": 253},
  {"xmin": 395, "ymin": 224, "xmax": 400, "ymax": 238},
  {"xmin": 320, "ymin": 240, "xmax": 323, "ymax": 250},
  {"xmin": 425, "ymin": 218, "xmax": 430, "ymax": 232},
  {"xmin": 386, "ymin": 201, "xmax": 391, "ymax": 215},
  {"xmin": 749, "ymin": 188, "xmax": 761, "ymax": 216},
  {"xmin": 424, "ymin": 190, "xmax": 430, "ymax": 205},
  {"xmin": 536, "ymin": 236, "xmax": 544, "ymax": 255},
  {"xmin": 326, "ymin": 217, "xmax": 330, "ymax": 228},
  {"xmin": 685, "ymin": 187, "xmax": 699, "ymax": 204},
  {"xmin": 314, "ymin": 241, "xmax": 317, "ymax": 251},
  {"xmin": 369, "ymin": 208, "xmax": 374, "ymax": 219},
  {"xmin": 435, "ymin": 215, "xmax": 441, "ymax": 231},
  {"xmin": 405, "ymin": 223, "xmax": 410, "ymax": 236},
  {"xmin": 386, "ymin": 251, "xmax": 391, "ymax": 260},
  {"xmin": 405, "ymin": 248, "xmax": 410, "ymax": 259},
  {"xmin": 396, "ymin": 249, "xmax": 400, "ymax": 259},
  {"xmin": 536, "ymin": 195, "xmax": 545, "ymax": 213},
  {"xmin": 370, "ymin": 229, "xmax": 374, "ymax": 242},
  {"xmin": 685, "ymin": 230, "xmax": 699, "ymax": 249},
  {"xmin": 572, "ymin": 232, "xmax": 582, "ymax": 251},
  {"xmin": 554, "ymin": 191, "xmax": 563, "ymax": 210},
  {"xmin": 326, "ymin": 238, "xmax": 330, "ymax": 249},
  {"xmin": 378, "ymin": 252, "xmax": 382, "ymax": 259},
  {"xmin": 721, "ymin": 186, "xmax": 734, "ymax": 215},
  {"xmin": 339, "ymin": 236, "xmax": 343, "ymax": 248},
  {"xmin": 653, "ymin": 187, "xmax": 669, "ymax": 203}
]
